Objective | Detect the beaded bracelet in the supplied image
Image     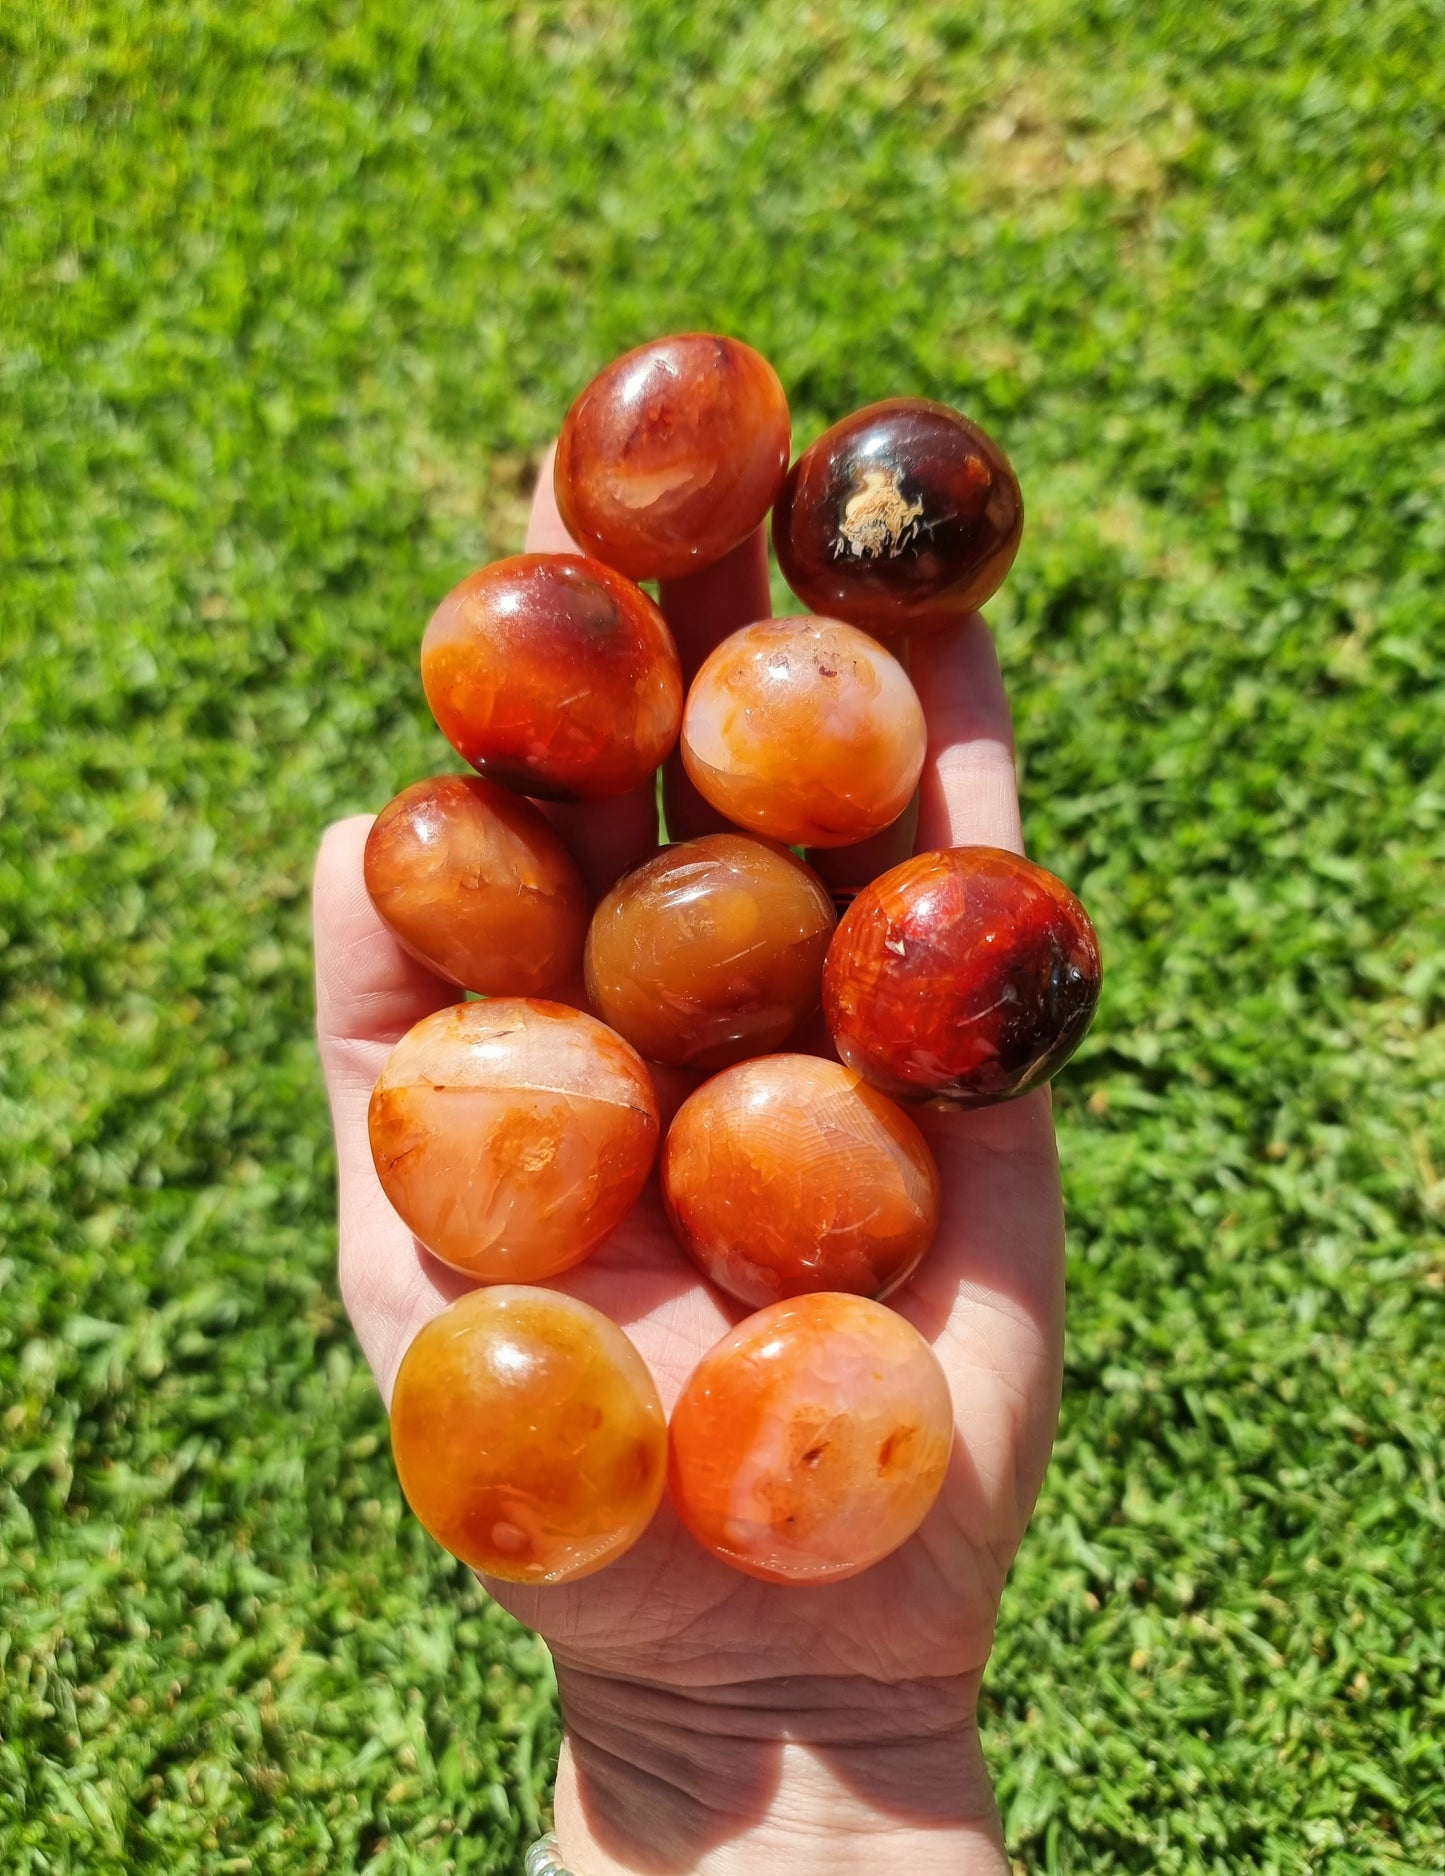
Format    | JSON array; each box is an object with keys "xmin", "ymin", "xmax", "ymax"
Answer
[{"xmin": 524, "ymin": 1833, "xmax": 576, "ymax": 1876}]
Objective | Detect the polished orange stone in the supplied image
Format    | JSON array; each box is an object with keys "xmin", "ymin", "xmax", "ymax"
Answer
[
  {"xmin": 583, "ymin": 834, "xmax": 835, "ymax": 1069},
  {"xmin": 668, "ymin": 1292, "xmax": 954, "ymax": 1583},
  {"xmin": 554, "ymin": 334, "xmax": 791, "ymax": 581},
  {"xmin": 369, "ymin": 1000, "xmax": 658, "ymax": 1280},
  {"xmin": 420, "ymin": 554, "xmax": 682, "ymax": 801},
  {"xmin": 363, "ymin": 774, "xmax": 589, "ymax": 995},
  {"xmin": 772, "ymin": 399, "xmax": 1023, "ymax": 637},
  {"xmin": 680, "ymin": 617, "xmax": 926, "ymax": 848},
  {"xmin": 661, "ymin": 1055, "xmax": 941, "ymax": 1308},
  {"xmin": 823, "ymin": 847, "xmax": 1102, "ymax": 1107},
  {"xmin": 392, "ymin": 1286, "xmax": 666, "ymax": 1583}
]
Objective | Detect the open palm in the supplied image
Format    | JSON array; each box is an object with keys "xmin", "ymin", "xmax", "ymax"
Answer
[{"xmin": 314, "ymin": 454, "xmax": 1065, "ymax": 1871}]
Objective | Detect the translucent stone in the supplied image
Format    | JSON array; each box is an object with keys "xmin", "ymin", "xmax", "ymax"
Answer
[
  {"xmin": 772, "ymin": 399, "xmax": 1023, "ymax": 637},
  {"xmin": 823, "ymin": 847, "xmax": 1102, "ymax": 1106},
  {"xmin": 364, "ymin": 774, "xmax": 589, "ymax": 995},
  {"xmin": 583, "ymin": 834, "xmax": 835, "ymax": 1069},
  {"xmin": 420, "ymin": 554, "xmax": 682, "ymax": 800},
  {"xmin": 661, "ymin": 1055, "xmax": 941, "ymax": 1308},
  {"xmin": 369, "ymin": 1000, "xmax": 658, "ymax": 1280},
  {"xmin": 680, "ymin": 616, "xmax": 925, "ymax": 848},
  {"xmin": 668, "ymin": 1292, "xmax": 954, "ymax": 1583},
  {"xmin": 391, "ymin": 1286, "xmax": 666, "ymax": 1583},
  {"xmin": 554, "ymin": 333, "xmax": 790, "ymax": 581}
]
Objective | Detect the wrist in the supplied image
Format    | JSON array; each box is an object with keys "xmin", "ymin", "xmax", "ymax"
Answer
[{"xmin": 548, "ymin": 1664, "xmax": 1008, "ymax": 1875}]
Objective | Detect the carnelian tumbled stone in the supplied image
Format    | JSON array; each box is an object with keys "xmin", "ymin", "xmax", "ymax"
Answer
[
  {"xmin": 669, "ymin": 1292, "xmax": 954, "ymax": 1583},
  {"xmin": 662, "ymin": 1055, "xmax": 941, "ymax": 1309},
  {"xmin": 364, "ymin": 774, "xmax": 589, "ymax": 995},
  {"xmin": 554, "ymin": 334, "xmax": 791, "ymax": 581},
  {"xmin": 420, "ymin": 554, "xmax": 683, "ymax": 800},
  {"xmin": 584, "ymin": 834, "xmax": 835, "ymax": 1070},
  {"xmin": 823, "ymin": 847, "xmax": 1101, "ymax": 1107},
  {"xmin": 369, "ymin": 1000, "xmax": 658, "ymax": 1280},
  {"xmin": 772, "ymin": 399, "xmax": 1023, "ymax": 638},
  {"xmin": 680, "ymin": 617, "xmax": 926, "ymax": 848},
  {"xmin": 392, "ymin": 1286, "xmax": 666, "ymax": 1583}
]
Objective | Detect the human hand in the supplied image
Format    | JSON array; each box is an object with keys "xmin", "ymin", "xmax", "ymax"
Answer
[{"xmin": 314, "ymin": 451, "xmax": 1064, "ymax": 1876}]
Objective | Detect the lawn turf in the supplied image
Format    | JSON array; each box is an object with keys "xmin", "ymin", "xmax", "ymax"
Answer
[{"xmin": 1, "ymin": 2, "xmax": 1443, "ymax": 1871}]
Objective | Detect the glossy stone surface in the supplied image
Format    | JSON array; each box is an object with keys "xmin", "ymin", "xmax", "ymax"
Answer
[
  {"xmin": 823, "ymin": 847, "xmax": 1101, "ymax": 1107},
  {"xmin": 364, "ymin": 774, "xmax": 589, "ymax": 994},
  {"xmin": 369, "ymin": 1000, "xmax": 658, "ymax": 1279},
  {"xmin": 392, "ymin": 1286, "xmax": 666, "ymax": 1583},
  {"xmin": 668, "ymin": 1292, "xmax": 953, "ymax": 1583},
  {"xmin": 584, "ymin": 834, "xmax": 835, "ymax": 1070},
  {"xmin": 662, "ymin": 1055, "xmax": 941, "ymax": 1309},
  {"xmin": 554, "ymin": 334, "xmax": 790, "ymax": 581},
  {"xmin": 680, "ymin": 617, "xmax": 926, "ymax": 849},
  {"xmin": 421, "ymin": 554, "xmax": 683, "ymax": 800},
  {"xmin": 772, "ymin": 399, "xmax": 1023, "ymax": 638}
]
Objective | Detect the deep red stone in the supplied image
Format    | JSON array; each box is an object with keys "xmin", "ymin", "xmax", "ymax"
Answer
[
  {"xmin": 772, "ymin": 399, "xmax": 1023, "ymax": 638},
  {"xmin": 823, "ymin": 847, "xmax": 1101, "ymax": 1107},
  {"xmin": 420, "ymin": 554, "xmax": 682, "ymax": 801},
  {"xmin": 555, "ymin": 334, "xmax": 790, "ymax": 581}
]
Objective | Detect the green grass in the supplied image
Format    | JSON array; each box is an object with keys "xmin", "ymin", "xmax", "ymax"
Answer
[{"xmin": 2, "ymin": 1, "xmax": 1443, "ymax": 1870}]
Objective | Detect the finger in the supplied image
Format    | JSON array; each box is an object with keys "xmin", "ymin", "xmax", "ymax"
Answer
[
  {"xmin": 806, "ymin": 790, "xmax": 920, "ymax": 907},
  {"xmin": 544, "ymin": 789, "xmax": 660, "ymax": 901},
  {"xmin": 658, "ymin": 524, "xmax": 773, "ymax": 679},
  {"xmin": 909, "ymin": 615, "xmax": 1024, "ymax": 856},
  {"xmin": 661, "ymin": 751, "xmax": 736, "ymax": 844},
  {"xmin": 899, "ymin": 623, "xmax": 1060, "ymax": 1505},
  {"xmin": 314, "ymin": 816, "xmax": 462, "ymax": 1396},
  {"xmin": 524, "ymin": 444, "xmax": 662, "ymax": 892},
  {"xmin": 314, "ymin": 815, "xmax": 458, "ymax": 1087},
  {"xmin": 523, "ymin": 443, "xmax": 583, "ymax": 555},
  {"xmin": 659, "ymin": 526, "xmax": 772, "ymax": 840},
  {"xmin": 907, "ymin": 1088, "xmax": 1065, "ymax": 1538}
]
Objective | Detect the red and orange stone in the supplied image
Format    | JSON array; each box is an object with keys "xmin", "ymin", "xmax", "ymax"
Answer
[
  {"xmin": 772, "ymin": 399, "xmax": 1023, "ymax": 638},
  {"xmin": 420, "ymin": 554, "xmax": 683, "ymax": 800},
  {"xmin": 662, "ymin": 1056, "xmax": 941, "ymax": 1309},
  {"xmin": 680, "ymin": 617, "xmax": 926, "ymax": 849},
  {"xmin": 583, "ymin": 833, "xmax": 836, "ymax": 1070},
  {"xmin": 391, "ymin": 1286, "xmax": 667, "ymax": 1583},
  {"xmin": 554, "ymin": 334, "xmax": 791, "ymax": 581},
  {"xmin": 824, "ymin": 847, "xmax": 1102, "ymax": 1107},
  {"xmin": 363, "ymin": 774, "xmax": 589, "ymax": 995},
  {"xmin": 369, "ymin": 1000, "xmax": 658, "ymax": 1281},
  {"xmin": 668, "ymin": 1292, "xmax": 954, "ymax": 1583}
]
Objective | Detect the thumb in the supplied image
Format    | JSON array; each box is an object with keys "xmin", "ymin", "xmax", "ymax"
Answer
[{"xmin": 313, "ymin": 814, "xmax": 464, "ymax": 1401}]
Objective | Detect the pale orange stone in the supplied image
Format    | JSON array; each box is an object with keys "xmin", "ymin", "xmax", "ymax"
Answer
[
  {"xmin": 681, "ymin": 618, "xmax": 925, "ymax": 848},
  {"xmin": 392, "ymin": 1286, "xmax": 666, "ymax": 1583},
  {"xmin": 369, "ymin": 1000, "xmax": 658, "ymax": 1280},
  {"xmin": 669, "ymin": 1292, "xmax": 954, "ymax": 1583}
]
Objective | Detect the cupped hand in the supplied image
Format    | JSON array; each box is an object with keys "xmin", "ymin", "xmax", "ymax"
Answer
[{"xmin": 313, "ymin": 452, "xmax": 1063, "ymax": 1875}]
